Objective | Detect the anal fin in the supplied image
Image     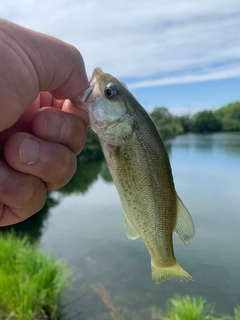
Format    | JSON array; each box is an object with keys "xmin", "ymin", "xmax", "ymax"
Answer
[{"xmin": 174, "ymin": 195, "xmax": 195, "ymax": 245}]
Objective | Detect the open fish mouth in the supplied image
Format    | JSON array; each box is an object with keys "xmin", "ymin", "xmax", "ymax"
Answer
[
  {"xmin": 81, "ymin": 84, "xmax": 93, "ymax": 103},
  {"xmin": 82, "ymin": 68, "xmax": 104, "ymax": 103},
  {"xmin": 90, "ymin": 67, "xmax": 104, "ymax": 85}
]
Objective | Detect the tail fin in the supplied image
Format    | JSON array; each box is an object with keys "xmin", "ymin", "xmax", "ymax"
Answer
[{"xmin": 151, "ymin": 260, "xmax": 193, "ymax": 284}]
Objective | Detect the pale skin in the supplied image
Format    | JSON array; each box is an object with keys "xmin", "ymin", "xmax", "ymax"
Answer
[{"xmin": 0, "ymin": 19, "xmax": 90, "ymax": 226}]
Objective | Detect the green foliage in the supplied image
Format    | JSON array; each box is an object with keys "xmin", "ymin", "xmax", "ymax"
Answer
[
  {"xmin": 0, "ymin": 233, "xmax": 69, "ymax": 320},
  {"xmin": 161, "ymin": 295, "xmax": 240, "ymax": 320},
  {"xmin": 162, "ymin": 295, "xmax": 218, "ymax": 320},
  {"xmin": 100, "ymin": 161, "xmax": 113, "ymax": 182},
  {"xmin": 58, "ymin": 160, "xmax": 102, "ymax": 194},
  {"xmin": 114, "ymin": 295, "xmax": 240, "ymax": 320},
  {"xmin": 149, "ymin": 101, "xmax": 240, "ymax": 139},
  {"xmin": 150, "ymin": 107, "xmax": 185, "ymax": 140},
  {"xmin": 215, "ymin": 102, "xmax": 240, "ymax": 131},
  {"xmin": 223, "ymin": 305, "xmax": 240, "ymax": 320},
  {"xmin": 151, "ymin": 106, "xmax": 173, "ymax": 122},
  {"xmin": 190, "ymin": 110, "xmax": 222, "ymax": 133},
  {"xmin": 77, "ymin": 126, "xmax": 103, "ymax": 163},
  {"xmin": 174, "ymin": 114, "xmax": 191, "ymax": 133},
  {"xmin": 0, "ymin": 191, "xmax": 58, "ymax": 243},
  {"xmin": 233, "ymin": 305, "xmax": 240, "ymax": 320}
]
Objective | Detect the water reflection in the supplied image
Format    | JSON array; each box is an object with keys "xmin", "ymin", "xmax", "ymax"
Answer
[
  {"xmin": 0, "ymin": 160, "xmax": 108, "ymax": 242},
  {"xmin": 1, "ymin": 133, "xmax": 240, "ymax": 320},
  {"xmin": 169, "ymin": 132, "xmax": 240, "ymax": 153},
  {"xmin": 0, "ymin": 192, "xmax": 58, "ymax": 242},
  {"xmin": 100, "ymin": 161, "xmax": 113, "ymax": 182},
  {"xmin": 59, "ymin": 160, "xmax": 103, "ymax": 195}
]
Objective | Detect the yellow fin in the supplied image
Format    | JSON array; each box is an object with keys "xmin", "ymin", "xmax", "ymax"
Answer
[
  {"xmin": 151, "ymin": 260, "xmax": 193, "ymax": 283},
  {"xmin": 174, "ymin": 195, "xmax": 195, "ymax": 245},
  {"xmin": 123, "ymin": 212, "xmax": 140, "ymax": 240}
]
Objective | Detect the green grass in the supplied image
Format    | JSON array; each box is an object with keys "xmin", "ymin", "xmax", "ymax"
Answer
[
  {"xmin": 161, "ymin": 295, "xmax": 240, "ymax": 320},
  {"xmin": 233, "ymin": 306, "xmax": 240, "ymax": 320},
  {"xmin": 162, "ymin": 295, "xmax": 216, "ymax": 320},
  {"xmin": 0, "ymin": 233, "xmax": 69, "ymax": 320},
  {"xmin": 223, "ymin": 306, "xmax": 240, "ymax": 320}
]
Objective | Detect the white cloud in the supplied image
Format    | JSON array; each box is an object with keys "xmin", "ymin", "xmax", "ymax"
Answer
[
  {"xmin": 1, "ymin": 0, "xmax": 240, "ymax": 87},
  {"xmin": 128, "ymin": 64, "xmax": 240, "ymax": 89}
]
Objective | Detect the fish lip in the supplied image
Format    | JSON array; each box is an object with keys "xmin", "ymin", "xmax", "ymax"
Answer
[
  {"xmin": 91, "ymin": 67, "xmax": 104, "ymax": 83},
  {"xmin": 81, "ymin": 67, "xmax": 104, "ymax": 103},
  {"xmin": 81, "ymin": 86, "xmax": 93, "ymax": 103}
]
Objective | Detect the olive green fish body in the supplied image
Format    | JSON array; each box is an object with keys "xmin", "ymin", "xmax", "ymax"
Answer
[
  {"xmin": 83, "ymin": 68, "xmax": 195, "ymax": 283},
  {"xmin": 100, "ymin": 115, "xmax": 176, "ymax": 267}
]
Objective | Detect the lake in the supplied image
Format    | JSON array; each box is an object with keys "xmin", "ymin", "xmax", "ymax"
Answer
[{"xmin": 3, "ymin": 132, "xmax": 240, "ymax": 319}]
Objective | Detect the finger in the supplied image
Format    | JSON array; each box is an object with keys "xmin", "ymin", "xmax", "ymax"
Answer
[
  {"xmin": 0, "ymin": 160, "xmax": 46, "ymax": 226},
  {"xmin": 0, "ymin": 19, "xmax": 89, "ymax": 131},
  {"xmin": 4, "ymin": 133, "xmax": 77, "ymax": 190},
  {"xmin": 62, "ymin": 100, "xmax": 90, "ymax": 125},
  {"xmin": 30, "ymin": 92, "xmax": 64, "ymax": 110},
  {"xmin": 31, "ymin": 107, "xmax": 88, "ymax": 154}
]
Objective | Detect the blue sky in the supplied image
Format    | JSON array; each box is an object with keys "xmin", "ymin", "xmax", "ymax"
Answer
[
  {"xmin": 132, "ymin": 78, "xmax": 240, "ymax": 115},
  {"xmin": 1, "ymin": 0, "xmax": 240, "ymax": 114}
]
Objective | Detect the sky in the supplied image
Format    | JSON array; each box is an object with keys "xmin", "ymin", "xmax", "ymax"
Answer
[{"xmin": 1, "ymin": 0, "xmax": 240, "ymax": 114}]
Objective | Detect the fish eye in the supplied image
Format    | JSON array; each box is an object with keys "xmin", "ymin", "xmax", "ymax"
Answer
[{"xmin": 104, "ymin": 84, "xmax": 118, "ymax": 100}]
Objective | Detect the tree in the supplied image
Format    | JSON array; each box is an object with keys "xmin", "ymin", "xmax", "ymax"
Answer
[
  {"xmin": 190, "ymin": 110, "xmax": 222, "ymax": 133},
  {"xmin": 150, "ymin": 107, "xmax": 173, "ymax": 123},
  {"xmin": 173, "ymin": 115, "xmax": 191, "ymax": 134},
  {"xmin": 215, "ymin": 102, "xmax": 240, "ymax": 131},
  {"xmin": 150, "ymin": 107, "xmax": 178, "ymax": 140}
]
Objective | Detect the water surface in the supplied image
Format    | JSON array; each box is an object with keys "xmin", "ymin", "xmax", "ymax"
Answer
[{"xmin": 7, "ymin": 133, "xmax": 240, "ymax": 319}]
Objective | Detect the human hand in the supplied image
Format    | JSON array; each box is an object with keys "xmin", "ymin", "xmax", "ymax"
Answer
[{"xmin": 0, "ymin": 19, "xmax": 89, "ymax": 226}]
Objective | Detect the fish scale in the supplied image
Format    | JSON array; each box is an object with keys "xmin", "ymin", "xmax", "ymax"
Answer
[{"xmin": 82, "ymin": 68, "xmax": 195, "ymax": 283}]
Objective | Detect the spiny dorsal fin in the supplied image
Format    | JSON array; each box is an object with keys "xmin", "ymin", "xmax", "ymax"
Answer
[
  {"xmin": 123, "ymin": 211, "xmax": 140, "ymax": 240},
  {"xmin": 174, "ymin": 195, "xmax": 195, "ymax": 245}
]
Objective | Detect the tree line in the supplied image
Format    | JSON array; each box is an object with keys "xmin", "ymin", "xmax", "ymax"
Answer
[{"xmin": 150, "ymin": 101, "xmax": 240, "ymax": 141}]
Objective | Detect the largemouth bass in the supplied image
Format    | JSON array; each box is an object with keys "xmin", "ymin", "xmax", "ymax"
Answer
[{"xmin": 82, "ymin": 68, "xmax": 195, "ymax": 283}]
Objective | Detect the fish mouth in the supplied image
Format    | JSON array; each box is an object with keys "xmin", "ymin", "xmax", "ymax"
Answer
[
  {"xmin": 90, "ymin": 67, "xmax": 104, "ymax": 84},
  {"xmin": 81, "ymin": 85, "xmax": 93, "ymax": 103},
  {"xmin": 82, "ymin": 68, "xmax": 104, "ymax": 103}
]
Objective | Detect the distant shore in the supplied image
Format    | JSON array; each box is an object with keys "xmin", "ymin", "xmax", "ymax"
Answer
[{"xmin": 150, "ymin": 101, "xmax": 240, "ymax": 141}]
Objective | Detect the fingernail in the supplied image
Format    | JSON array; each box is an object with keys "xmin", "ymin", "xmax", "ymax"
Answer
[
  {"xmin": 47, "ymin": 112, "xmax": 67, "ymax": 140},
  {"xmin": 0, "ymin": 160, "xmax": 9, "ymax": 185},
  {"xmin": 19, "ymin": 136, "xmax": 40, "ymax": 165}
]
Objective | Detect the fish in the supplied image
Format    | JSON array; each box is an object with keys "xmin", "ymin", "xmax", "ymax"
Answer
[{"xmin": 82, "ymin": 68, "xmax": 195, "ymax": 283}]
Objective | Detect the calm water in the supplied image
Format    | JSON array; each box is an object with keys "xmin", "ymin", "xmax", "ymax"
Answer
[{"xmin": 5, "ymin": 133, "xmax": 240, "ymax": 319}]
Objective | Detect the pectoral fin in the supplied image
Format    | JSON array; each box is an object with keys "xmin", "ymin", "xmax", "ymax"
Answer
[
  {"xmin": 123, "ymin": 212, "xmax": 140, "ymax": 240},
  {"xmin": 174, "ymin": 195, "xmax": 195, "ymax": 245}
]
